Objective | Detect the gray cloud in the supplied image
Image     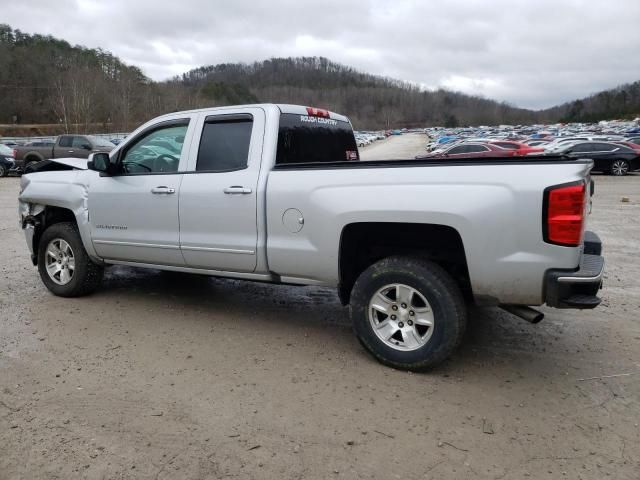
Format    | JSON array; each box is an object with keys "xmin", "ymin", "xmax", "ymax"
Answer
[{"xmin": 2, "ymin": 0, "xmax": 639, "ymax": 109}]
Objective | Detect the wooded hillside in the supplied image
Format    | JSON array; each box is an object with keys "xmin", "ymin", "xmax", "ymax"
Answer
[
  {"xmin": 1, "ymin": 24, "xmax": 638, "ymax": 134},
  {"xmin": 542, "ymin": 81, "xmax": 640, "ymax": 123}
]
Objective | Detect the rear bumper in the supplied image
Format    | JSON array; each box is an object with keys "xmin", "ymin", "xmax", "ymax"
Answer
[{"xmin": 544, "ymin": 231, "xmax": 604, "ymax": 309}]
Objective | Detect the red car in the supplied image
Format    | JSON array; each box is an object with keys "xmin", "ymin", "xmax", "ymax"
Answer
[
  {"xmin": 417, "ymin": 142, "xmax": 516, "ymax": 159},
  {"xmin": 487, "ymin": 140, "xmax": 545, "ymax": 156}
]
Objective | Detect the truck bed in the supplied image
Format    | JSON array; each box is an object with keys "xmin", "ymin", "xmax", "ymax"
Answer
[{"xmin": 272, "ymin": 154, "xmax": 583, "ymax": 170}]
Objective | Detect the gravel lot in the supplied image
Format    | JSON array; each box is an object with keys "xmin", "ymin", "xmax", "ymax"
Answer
[{"xmin": 1, "ymin": 134, "xmax": 639, "ymax": 479}]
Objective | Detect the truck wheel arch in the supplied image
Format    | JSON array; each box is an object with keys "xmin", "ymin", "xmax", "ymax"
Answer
[
  {"xmin": 28, "ymin": 206, "xmax": 78, "ymax": 265},
  {"xmin": 338, "ymin": 222, "xmax": 472, "ymax": 305}
]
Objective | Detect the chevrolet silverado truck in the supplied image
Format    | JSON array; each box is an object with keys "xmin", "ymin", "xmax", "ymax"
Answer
[
  {"xmin": 14, "ymin": 134, "xmax": 114, "ymax": 171},
  {"xmin": 18, "ymin": 104, "xmax": 605, "ymax": 370}
]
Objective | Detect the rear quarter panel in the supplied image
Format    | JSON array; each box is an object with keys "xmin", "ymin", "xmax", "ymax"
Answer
[
  {"xmin": 265, "ymin": 161, "xmax": 593, "ymax": 305},
  {"xmin": 15, "ymin": 146, "xmax": 51, "ymax": 163}
]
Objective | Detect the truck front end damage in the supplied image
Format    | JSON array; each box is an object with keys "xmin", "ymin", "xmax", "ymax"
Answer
[
  {"xmin": 18, "ymin": 197, "xmax": 46, "ymax": 261},
  {"xmin": 18, "ymin": 167, "xmax": 99, "ymax": 266}
]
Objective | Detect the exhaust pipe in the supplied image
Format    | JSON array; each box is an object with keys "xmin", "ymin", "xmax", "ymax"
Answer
[{"xmin": 500, "ymin": 305, "xmax": 544, "ymax": 324}]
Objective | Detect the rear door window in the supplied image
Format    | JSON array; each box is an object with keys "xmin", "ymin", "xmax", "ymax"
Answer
[
  {"xmin": 466, "ymin": 145, "xmax": 490, "ymax": 153},
  {"xmin": 448, "ymin": 146, "xmax": 467, "ymax": 154},
  {"xmin": 571, "ymin": 143, "xmax": 593, "ymax": 153},
  {"xmin": 72, "ymin": 136, "xmax": 90, "ymax": 149},
  {"xmin": 591, "ymin": 143, "xmax": 615, "ymax": 152},
  {"xmin": 58, "ymin": 136, "xmax": 72, "ymax": 148},
  {"xmin": 615, "ymin": 144, "xmax": 633, "ymax": 153},
  {"xmin": 196, "ymin": 117, "xmax": 253, "ymax": 172},
  {"xmin": 276, "ymin": 113, "xmax": 358, "ymax": 165}
]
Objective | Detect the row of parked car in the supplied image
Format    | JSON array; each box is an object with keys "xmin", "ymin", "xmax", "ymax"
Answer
[
  {"xmin": 421, "ymin": 128, "xmax": 640, "ymax": 176},
  {"xmin": 354, "ymin": 130, "xmax": 405, "ymax": 147}
]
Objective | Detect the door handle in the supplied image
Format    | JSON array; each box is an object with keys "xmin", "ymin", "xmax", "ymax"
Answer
[
  {"xmin": 224, "ymin": 186, "xmax": 252, "ymax": 194},
  {"xmin": 68, "ymin": 150, "xmax": 74, "ymax": 153},
  {"xmin": 151, "ymin": 186, "xmax": 176, "ymax": 194}
]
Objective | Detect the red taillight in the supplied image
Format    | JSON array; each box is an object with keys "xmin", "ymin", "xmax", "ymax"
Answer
[
  {"xmin": 544, "ymin": 183, "xmax": 586, "ymax": 246},
  {"xmin": 306, "ymin": 106, "xmax": 330, "ymax": 118},
  {"xmin": 12, "ymin": 149, "xmax": 17, "ymax": 158}
]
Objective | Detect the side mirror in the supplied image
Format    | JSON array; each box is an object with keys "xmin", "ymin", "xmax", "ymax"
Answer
[
  {"xmin": 81, "ymin": 144, "xmax": 92, "ymax": 150},
  {"xmin": 87, "ymin": 152, "xmax": 111, "ymax": 174}
]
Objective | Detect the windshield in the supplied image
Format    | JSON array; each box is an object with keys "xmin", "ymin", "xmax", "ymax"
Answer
[{"xmin": 88, "ymin": 136, "xmax": 116, "ymax": 148}]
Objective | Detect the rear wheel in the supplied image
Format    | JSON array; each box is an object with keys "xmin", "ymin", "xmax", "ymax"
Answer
[
  {"xmin": 611, "ymin": 159, "xmax": 630, "ymax": 176},
  {"xmin": 37, "ymin": 222, "xmax": 104, "ymax": 297},
  {"xmin": 350, "ymin": 256, "xmax": 467, "ymax": 371}
]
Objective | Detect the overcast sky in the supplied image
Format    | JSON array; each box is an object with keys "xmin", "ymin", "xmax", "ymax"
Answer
[{"xmin": 3, "ymin": 0, "xmax": 639, "ymax": 109}]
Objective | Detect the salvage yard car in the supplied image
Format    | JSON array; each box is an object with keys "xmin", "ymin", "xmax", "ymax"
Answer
[
  {"xmin": 0, "ymin": 143, "xmax": 18, "ymax": 177},
  {"xmin": 417, "ymin": 142, "xmax": 516, "ymax": 159},
  {"xmin": 14, "ymin": 134, "xmax": 114, "ymax": 171},
  {"xmin": 555, "ymin": 141, "xmax": 640, "ymax": 176},
  {"xmin": 18, "ymin": 104, "xmax": 605, "ymax": 370}
]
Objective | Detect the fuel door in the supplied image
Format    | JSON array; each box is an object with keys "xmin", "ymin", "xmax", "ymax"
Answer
[{"xmin": 282, "ymin": 208, "xmax": 304, "ymax": 233}]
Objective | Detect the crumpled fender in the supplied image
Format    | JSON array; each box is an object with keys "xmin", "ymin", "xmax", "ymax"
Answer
[{"xmin": 18, "ymin": 170, "xmax": 102, "ymax": 263}]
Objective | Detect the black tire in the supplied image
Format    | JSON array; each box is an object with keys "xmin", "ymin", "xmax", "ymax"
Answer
[
  {"xmin": 37, "ymin": 222, "xmax": 104, "ymax": 297},
  {"xmin": 611, "ymin": 159, "xmax": 630, "ymax": 176},
  {"xmin": 0, "ymin": 164, "xmax": 6, "ymax": 177},
  {"xmin": 24, "ymin": 159, "xmax": 40, "ymax": 172},
  {"xmin": 350, "ymin": 256, "xmax": 467, "ymax": 371}
]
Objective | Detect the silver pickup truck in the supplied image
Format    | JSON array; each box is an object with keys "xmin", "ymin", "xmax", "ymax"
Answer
[{"xmin": 18, "ymin": 104, "xmax": 605, "ymax": 370}]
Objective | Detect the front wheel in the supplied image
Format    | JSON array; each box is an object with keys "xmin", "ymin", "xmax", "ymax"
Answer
[
  {"xmin": 350, "ymin": 256, "xmax": 467, "ymax": 371},
  {"xmin": 0, "ymin": 164, "xmax": 6, "ymax": 177},
  {"xmin": 37, "ymin": 222, "xmax": 104, "ymax": 297},
  {"xmin": 611, "ymin": 159, "xmax": 630, "ymax": 176}
]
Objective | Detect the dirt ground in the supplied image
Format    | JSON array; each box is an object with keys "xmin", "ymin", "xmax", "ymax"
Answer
[
  {"xmin": 1, "ymin": 135, "xmax": 639, "ymax": 479},
  {"xmin": 359, "ymin": 134, "xmax": 425, "ymax": 160}
]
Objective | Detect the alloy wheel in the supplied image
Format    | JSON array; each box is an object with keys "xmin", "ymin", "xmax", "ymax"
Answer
[
  {"xmin": 612, "ymin": 160, "xmax": 629, "ymax": 176},
  {"xmin": 368, "ymin": 283, "xmax": 435, "ymax": 351},
  {"xmin": 45, "ymin": 238, "xmax": 76, "ymax": 285}
]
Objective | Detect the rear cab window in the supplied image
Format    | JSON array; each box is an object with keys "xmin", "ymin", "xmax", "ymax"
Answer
[{"xmin": 276, "ymin": 112, "xmax": 359, "ymax": 165}]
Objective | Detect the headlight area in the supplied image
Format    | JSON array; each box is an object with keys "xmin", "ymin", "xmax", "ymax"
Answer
[{"xmin": 18, "ymin": 201, "xmax": 45, "ymax": 228}]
